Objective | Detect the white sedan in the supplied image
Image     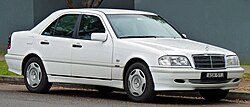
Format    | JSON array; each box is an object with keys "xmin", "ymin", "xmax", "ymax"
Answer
[{"xmin": 5, "ymin": 9, "xmax": 244, "ymax": 102}]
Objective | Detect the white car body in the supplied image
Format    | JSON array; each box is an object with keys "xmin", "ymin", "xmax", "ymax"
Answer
[{"xmin": 5, "ymin": 9, "xmax": 244, "ymax": 92}]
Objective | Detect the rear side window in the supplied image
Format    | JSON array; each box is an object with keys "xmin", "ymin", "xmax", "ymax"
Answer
[{"xmin": 42, "ymin": 14, "xmax": 78, "ymax": 38}]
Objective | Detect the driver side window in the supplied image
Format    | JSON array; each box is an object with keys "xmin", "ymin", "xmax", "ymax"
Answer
[
  {"xmin": 77, "ymin": 15, "xmax": 105, "ymax": 40},
  {"xmin": 42, "ymin": 14, "xmax": 78, "ymax": 38}
]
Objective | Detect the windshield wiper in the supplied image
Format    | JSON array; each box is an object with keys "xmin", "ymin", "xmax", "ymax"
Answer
[{"xmin": 119, "ymin": 36, "xmax": 157, "ymax": 39}]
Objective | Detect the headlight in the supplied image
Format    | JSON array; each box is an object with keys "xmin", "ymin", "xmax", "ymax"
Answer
[
  {"xmin": 226, "ymin": 55, "xmax": 240, "ymax": 67},
  {"xmin": 158, "ymin": 56, "xmax": 190, "ymax": 66}
]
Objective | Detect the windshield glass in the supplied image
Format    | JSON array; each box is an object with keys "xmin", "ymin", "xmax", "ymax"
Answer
[{"xmin": 107, "ymin": 14, "xmax": 182, "ymax": 39}]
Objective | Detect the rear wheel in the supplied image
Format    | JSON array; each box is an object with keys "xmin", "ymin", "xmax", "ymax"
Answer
[
  {"xmin": 24, "ymin": 57, "xmax": 52, "ymax": 93},
  {"xmin": 124, "ymin": 62, "xmax": 155, "ymax": 102},
  {"xmin": 199, "ymin": 89, "xmax": 229, "ymax": 102}
]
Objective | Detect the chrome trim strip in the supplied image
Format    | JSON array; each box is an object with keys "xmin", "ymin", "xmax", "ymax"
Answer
[{"xmin": 44, "ymin": 59, "xmax": 112, "ymax": 67}]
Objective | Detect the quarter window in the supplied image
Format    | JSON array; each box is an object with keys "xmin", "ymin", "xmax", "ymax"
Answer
[
  {"xmin": 42, "ymin": 14, "xmax": 78, "ymax": 38},
  {"xmin": 77, "ymin": 15, "xmax": 105, "ymax": 40}
]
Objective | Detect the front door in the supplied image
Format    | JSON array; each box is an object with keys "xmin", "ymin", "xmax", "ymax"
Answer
[{"xmin": 71, "ymin": 14, "xmax": 113, "ymax": 80}]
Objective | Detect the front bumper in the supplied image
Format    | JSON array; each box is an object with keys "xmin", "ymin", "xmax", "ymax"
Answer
[{"xmin": 150, "ymin": 66, "xmax": 244, "ymax": 91}]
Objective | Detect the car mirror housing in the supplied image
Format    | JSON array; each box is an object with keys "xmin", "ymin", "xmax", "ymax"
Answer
[
  {"xmin": 182, "ymin": 34, "xmax": 187, "ymax": 38},
  {"xmin": 91, "ymin": 33, "xmax": 108, "ymax": 42}
]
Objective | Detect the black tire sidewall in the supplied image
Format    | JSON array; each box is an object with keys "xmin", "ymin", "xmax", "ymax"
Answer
[
  {"xmin": 124, "ymin": 62, "xmax": 155, "ymax": 102},
  {"xmin": 24, "ymin": 57, "xmax": 51, "ymax": 93}
]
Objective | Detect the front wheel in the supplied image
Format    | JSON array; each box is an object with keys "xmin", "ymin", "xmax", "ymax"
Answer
[
  {"xmin": 124, "ymin": 62, "xmax": 155, "ymax": 102},
  {"xmin": 199, "ymin": 89, "xmax": 229, "ymax": 102},
  {"xmin": 24, "ymin": 57, "xmax": 52, "ymax": 93}
]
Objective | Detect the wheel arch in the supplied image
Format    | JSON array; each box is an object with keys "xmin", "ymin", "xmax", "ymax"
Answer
[
  {"xmin": 123, "ymin": 58, "xmax": 150, "ymax": 82},
  {"xmin": 21, "ymin": 53, "xmax": 42, "ymax": 75}
]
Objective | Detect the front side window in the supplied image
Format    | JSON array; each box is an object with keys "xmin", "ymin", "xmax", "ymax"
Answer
[
  {"xmin": 77, "ymin": 15, "xmax": 105, "ymax": 40},
  {"xmin": 42, "ymin": 14, "xmax": 78, "ymax": 38},
  {"xmin": 107, "ymin": 15, "xmax": 182, "ymax": 39}
]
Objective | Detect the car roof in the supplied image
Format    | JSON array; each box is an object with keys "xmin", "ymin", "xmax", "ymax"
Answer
[
  {"xmin": 57, "ymin": 8, "xmax": 157, "ymax": 15},
  {"xmin": 31, "ymin": 9, "xmax": 157, "ymax": 34}
]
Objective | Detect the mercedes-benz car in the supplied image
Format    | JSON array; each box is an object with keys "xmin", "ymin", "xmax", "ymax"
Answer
[{"xmin": 5, "ymin": 9, "xmax": 244, "ymax": 102}]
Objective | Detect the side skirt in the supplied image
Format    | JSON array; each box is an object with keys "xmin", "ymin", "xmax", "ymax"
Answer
[{"xmin": 47, "ymin": 75, "xmax": 124, "ymax": 89}]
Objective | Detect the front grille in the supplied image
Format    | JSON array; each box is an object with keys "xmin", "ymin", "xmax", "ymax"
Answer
[{"xmin": 193, "ymin": 54, "xmax": 225, "ymax": 69}]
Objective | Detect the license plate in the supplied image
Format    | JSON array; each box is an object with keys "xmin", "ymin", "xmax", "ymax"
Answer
[{"xmin": 201, "ymin": 72, "xmax": 227, "ymax": 80}]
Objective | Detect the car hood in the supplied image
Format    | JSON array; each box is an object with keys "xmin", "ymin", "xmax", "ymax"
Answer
[{"xmin": 123, "ymin": 38, "xmax": 235, "ymax": 55}]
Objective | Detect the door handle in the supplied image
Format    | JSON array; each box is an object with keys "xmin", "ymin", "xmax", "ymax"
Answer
[
  {"xmin": 72, "ymin": 44, "xmax": 82, "ymax": 48},
  {"xmin": 40, "ymin": 41, "xmax": 49, "ymax": 45}
]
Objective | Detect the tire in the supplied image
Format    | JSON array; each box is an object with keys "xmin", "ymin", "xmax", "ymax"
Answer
[
  {"xmin": 199, "ymin": 89, "xmax": 229, "ymax": 102},
  {"xmin": 24, "ymin": 57, "xmax": 52, "ymax": 93},
  {"xmin": 96, "ymin": 86, "xmax": 114, "ymax": 93},
  {"xmin": 124, "ymin": 62, "xmax": 155, "ymax": 102}
]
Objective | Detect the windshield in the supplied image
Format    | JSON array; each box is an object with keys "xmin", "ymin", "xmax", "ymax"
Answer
[{"xmin": 107, "ymin": 14, "xmax": 182, "ymax": 39}]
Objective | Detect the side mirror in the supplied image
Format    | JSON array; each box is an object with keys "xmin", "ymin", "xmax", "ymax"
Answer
[
  {"xmin": 182, "ymin": 34, "xmax": 187, "ymax": 38},
  {"xmin": 91, "ymin": 33, "xmax": 108, "ymax": 42}
]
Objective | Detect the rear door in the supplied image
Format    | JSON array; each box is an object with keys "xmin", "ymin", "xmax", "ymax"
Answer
[{"xmin": 37, "ymin": 14, "xmax": 79, "ymax": 76}]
